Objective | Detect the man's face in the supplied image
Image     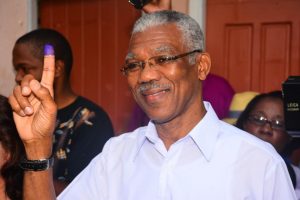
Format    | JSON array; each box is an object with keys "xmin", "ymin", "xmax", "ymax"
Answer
[
  {"xmin": 13, "ymin": 43, "xmax": 44, "ymax": 85},
  {"xmin": 126, "ymin": 24, "xmax": 202, "ymax": 124}
]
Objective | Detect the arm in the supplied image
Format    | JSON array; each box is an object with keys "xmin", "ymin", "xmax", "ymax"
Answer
[{"xmin": 9, "ymin": 45, "xmax": 57, "ymax": 200}]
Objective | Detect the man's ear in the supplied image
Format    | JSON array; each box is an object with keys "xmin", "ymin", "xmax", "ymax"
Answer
[
  {"xmin": 196, "ymin": 52, "xmax": 211, "ymax": 81},
  {"xmin": 54, "ymin": 60, "xmax": 64, "ymax": 78}
]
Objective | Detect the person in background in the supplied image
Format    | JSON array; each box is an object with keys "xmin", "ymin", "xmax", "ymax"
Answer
[
  {"xmin": 9, "ymin": 10, "xmax": 296, "ymax": 199},
  {"xmin": 235, "ymin": 90, "xmax": 300, "ymax": 196},
  {"xmin": 0, "ymin": 95, "xmax": 24, "ymax": 200},
  {"xmin": 236, "ymin": 91, "xmax": 290, "ymax": 153},
  {"xmin": 12, "ymin": 28, "xmax": 114, "ymax": 194}
]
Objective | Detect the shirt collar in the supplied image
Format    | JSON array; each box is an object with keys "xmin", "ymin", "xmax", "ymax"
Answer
[
  {"xmin": 133, "ymin": 102, "xmax": 221, "ymax": 161},
  {"xmin": 133, "ymin": 122, "xmax": 158, "ymax": 160},
  {"xmin": 189, "ymin": 102, "xmax": 221, "ymax": 161}
]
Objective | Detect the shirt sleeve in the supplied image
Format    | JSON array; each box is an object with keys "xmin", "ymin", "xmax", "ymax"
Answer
[
  {"xmin": 263, "ymin": 158, "xmax": 297, "ymax": 200},
  {"xmin": 58, "ymin": 139, "xmax": 112, "ymax": 200}
]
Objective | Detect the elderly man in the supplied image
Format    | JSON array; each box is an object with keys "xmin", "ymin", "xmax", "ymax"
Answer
[{"xmin": 9, "ymin": 10, "xmax": 296, "ymax": 200}]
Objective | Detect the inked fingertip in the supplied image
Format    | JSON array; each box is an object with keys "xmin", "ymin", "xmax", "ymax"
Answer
[{"xmin": 44, "ymin": 44, "xmax": 54, "ymax": 56}]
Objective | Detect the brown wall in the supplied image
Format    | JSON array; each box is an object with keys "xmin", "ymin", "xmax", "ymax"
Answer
[
  {"xmin": 39, "ymin": 0, "xmax": 140, "ymax": 134},
  {"xmin": 206, "ymin": 0, "xmax": 300, "ymax": 93}
]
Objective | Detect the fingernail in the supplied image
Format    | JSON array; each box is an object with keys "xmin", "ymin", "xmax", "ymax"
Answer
[
  {"xmin": 24, "ymin": 107, "xmax": 33, "ymax": 115},
  {"xmin": 44, "ymin": 44, "xmax": 54, "ymax": 56}
]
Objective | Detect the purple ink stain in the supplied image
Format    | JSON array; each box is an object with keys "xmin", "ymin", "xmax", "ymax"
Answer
[{"xmin": 44, "ymin": 44, "xmax": 54, "ymax": 56}]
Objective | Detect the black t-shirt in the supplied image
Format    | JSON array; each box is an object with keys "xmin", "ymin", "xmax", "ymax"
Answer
[{"xmin": 53, "ymin": 96, "xmax": 114, "ymax": 182}]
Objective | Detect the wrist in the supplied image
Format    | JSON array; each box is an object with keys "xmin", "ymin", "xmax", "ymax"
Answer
[
  {"xmin": 24, "ymin": 137, "xmax": 53, "ymax": 160},
  {"xmin": 20, "ymin": 156, "xmax": 54, "ymax": 171}
]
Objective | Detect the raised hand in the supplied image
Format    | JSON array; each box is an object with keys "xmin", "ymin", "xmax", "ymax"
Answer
[
  {"xmin": 142, "ymin": 0, "xmax": 171, "ymax": 13},
  {"xmin": 9, "ymin": 44, "xmax": 57, "ymax": 159}
]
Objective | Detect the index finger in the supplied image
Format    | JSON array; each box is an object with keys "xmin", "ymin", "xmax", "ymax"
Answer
[{"xmin": 41, "ymin": 44, "xmax": 55, "ymax": 97}]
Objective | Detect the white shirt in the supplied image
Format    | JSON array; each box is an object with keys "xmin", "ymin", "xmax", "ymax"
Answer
[
  {"xmin": 292, "ymin": 164, "xmax": 300, "ymax": 199},
  {"xmin": 58, "ymin": 102, "xmax": 296, "ymax": 200}
]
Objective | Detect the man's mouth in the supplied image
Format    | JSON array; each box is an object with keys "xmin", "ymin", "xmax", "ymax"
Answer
[{"xmin": 137, "ymin": 82, "xmax": 171, "ymax": 103}]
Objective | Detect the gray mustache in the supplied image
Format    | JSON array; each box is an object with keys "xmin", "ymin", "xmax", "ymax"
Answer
[{"xmin": 138, "ymin": 83, "xmax": 171, "ymax": 93}]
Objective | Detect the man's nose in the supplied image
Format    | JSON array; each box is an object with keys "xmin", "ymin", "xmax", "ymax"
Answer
[
  {"xmin": 138, "ymin": 61, "xmax": 160, "ymax": 83},
  {"xmin": 15, "ymin": 70, "xmax": 24, "ymax": 85}
]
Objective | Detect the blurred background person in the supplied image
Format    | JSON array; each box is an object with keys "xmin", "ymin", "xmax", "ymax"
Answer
[
  {"xmin": 236, "ymin": 91, "xmax": 290, "ymax": 153},
  {"xmin": 235, "ymin": 90, "xmax": 299, "ymax": 195},
  {"xmin": 12, "ymin": 28, "xmax": 115, "ymax": 194},
  {"xmin": 0, "ymin": 94, "xmax": 24, "ymax": 200}
]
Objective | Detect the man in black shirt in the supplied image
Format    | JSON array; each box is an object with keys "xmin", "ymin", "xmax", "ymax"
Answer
[{"xmin": 12, "ymin": 28, "xmax": 114, "ymax": 194}]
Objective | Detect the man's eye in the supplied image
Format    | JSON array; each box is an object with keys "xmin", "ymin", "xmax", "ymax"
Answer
[
  {"xmin": 154, "ymin": 56, "xmax": 172, "ymax": 65},
  {"xmin": 126, "ymin": 62, "xmax": 140, "ymax": 71},
  {"xmin": 15, "ymin": 67, "xmax": 28, "ymax": 74},
  {"xmin": 24, "ymin": 68, "xmax": 30, "ymax": 74}
]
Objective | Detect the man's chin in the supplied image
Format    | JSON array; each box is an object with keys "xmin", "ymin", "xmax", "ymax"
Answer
[{"xmin": 149, "ymin": 114, "xmax": 173, "ymax": 125}]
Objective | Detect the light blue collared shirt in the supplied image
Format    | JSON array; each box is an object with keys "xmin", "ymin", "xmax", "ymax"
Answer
[{"xmin": 59, "ymin": 102, "xmax": 296, "ymax": 200}]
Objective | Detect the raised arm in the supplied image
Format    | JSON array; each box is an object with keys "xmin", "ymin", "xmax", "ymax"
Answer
[{"xmin": 9, "ymin": 44, "xmax": 57, "ymax": 200}]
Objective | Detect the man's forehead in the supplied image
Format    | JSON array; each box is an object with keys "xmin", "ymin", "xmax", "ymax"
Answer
[{"xmin": 126, "ymin": 46, "xmax": 176, "ymax": 59}]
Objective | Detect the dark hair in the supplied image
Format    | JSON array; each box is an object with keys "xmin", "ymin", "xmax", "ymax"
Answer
[
  {"xmin": 0, "ymin": 95, "xmax": 24, "ymax": 200},
  {"xmin": 15, "ymin": 28, "xmax": 73, "ymax": 79},
  {"xmin": 236, "ymin": 90, "xmax": 283, "ymax": 130}
]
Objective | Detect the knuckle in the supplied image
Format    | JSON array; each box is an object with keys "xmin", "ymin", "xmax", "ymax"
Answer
[{"xmin": 13, "ymin": 85, "xmax": 21, "ymax": 95}]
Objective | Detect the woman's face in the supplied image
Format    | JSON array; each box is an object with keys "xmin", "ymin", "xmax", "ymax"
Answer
[{"xmin": 243, "ymin": 97, "xmax": 290, "ymax": 153}]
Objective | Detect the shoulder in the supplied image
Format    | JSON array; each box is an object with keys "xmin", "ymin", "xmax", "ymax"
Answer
[
  {"xmin": 76, "ymin": 96, "xmax": 112, "ymax": 120},
  {"xmin": 99, "ymin": 127, "xmax": 146, "ymax": 159},
  {"xmin": 104, "ymin": 127, "xmax": 146, "ymax": 149},
  {"xmin": 76, "ymin": 96, "xmax": 105, "ymax": 111},
  {"xmin": 217, "ymin": 121, "xmax": 282, "ymax": 162}
]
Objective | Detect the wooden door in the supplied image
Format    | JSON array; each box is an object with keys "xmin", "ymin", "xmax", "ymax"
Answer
[
  {"xmin": 206, "ymin": 0, "xmax": 300, "ymax": 93},
  {"xmin": 39, "ymin": 0, "xmax": 140, "ymax": 134}
]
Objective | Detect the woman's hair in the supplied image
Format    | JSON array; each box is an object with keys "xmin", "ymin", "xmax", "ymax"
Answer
[
  {"xmin": 236, "ymin": 90, "xmax": 283, "ymax": 130},
  {"xmin": 0, "ymin": 95, "xmax": 24, "ymax": 200}
]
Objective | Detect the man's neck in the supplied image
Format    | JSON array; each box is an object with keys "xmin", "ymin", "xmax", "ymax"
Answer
[
  {"xmin": 54, "ymin": 83, "xmax": 77, "ymax": 109},
  {"xmin": 155, "ymin": 102, "xmax": 207, "ymax": 150}
]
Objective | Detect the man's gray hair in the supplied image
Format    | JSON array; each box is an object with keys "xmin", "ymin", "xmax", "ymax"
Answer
[{"xmin": 132, "ymin": 10, "xmax": 204, "ymax": 52}]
